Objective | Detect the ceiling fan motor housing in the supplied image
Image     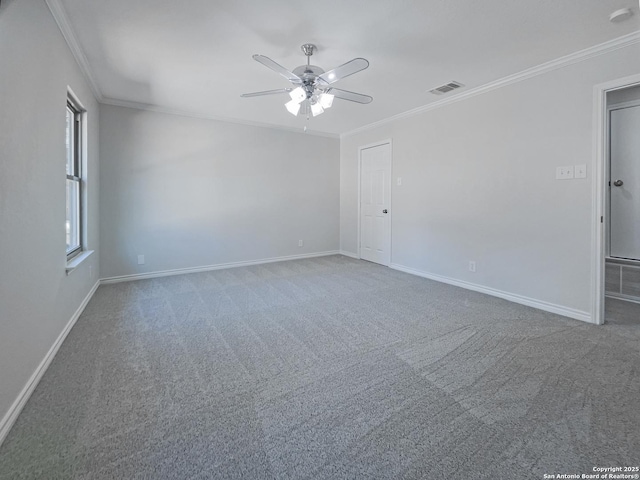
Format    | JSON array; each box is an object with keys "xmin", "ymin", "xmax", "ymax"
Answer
[
  {"xmin": 294, "ymin": 45, "xmax": 326, "ymax": 100},
  {"xmin": 292, "ymin": 64, "xmax": 326, "ymax": 99}
]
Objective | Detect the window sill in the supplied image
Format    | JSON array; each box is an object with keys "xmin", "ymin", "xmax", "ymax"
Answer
[{"xmin": 66, "ymin": 250, "xmax": 94, "ymax": 275}]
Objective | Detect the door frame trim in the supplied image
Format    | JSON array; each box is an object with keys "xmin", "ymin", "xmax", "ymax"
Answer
[
  {"xmin": 592, "ymin": 74, "xmax": 640, "ymax": 325},
  {"xmin": 357, "ymin": 139, "xmax": 393, "ymax": 263}
]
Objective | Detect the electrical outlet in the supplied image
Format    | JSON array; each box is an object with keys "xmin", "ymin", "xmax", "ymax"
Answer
[
  {"xmin": 575, "ymin": 164, "xmax": 587, "ymax": 179},
  {"xmin": 468, "ymin": 261, "xmax": 476, "ymax": 272},
  {"xmin": 556, "ymin": 166, "xmax": 574, "ymax": 180},
  {"xmin": 298, "ymin": 240, "xmax": 303, "ymax": 247},
  {"xmin": 137, "ymin": 254, "xmax": 145, "ymax": 265}
]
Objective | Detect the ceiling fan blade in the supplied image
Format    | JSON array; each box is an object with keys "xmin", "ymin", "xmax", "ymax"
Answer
[
  {"xmin": 318, "ymin": 58, "xmax": 369, "ymax": 85},
  {"xmin": 253, "ymin": 55, "xmax": 302, "ymax": 84},
  {"xmin": 241, "ymin": 88, "xmax": 292, "ymax": 98},
  {"xmin": 326, "ymin": 88, "xmax": 373, "ymax": 104}
]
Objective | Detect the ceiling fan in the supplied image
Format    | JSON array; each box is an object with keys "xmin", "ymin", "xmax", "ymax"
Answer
[{"xmin": 241, "ymin": 44, "xmax": 373, "ymax": 118}]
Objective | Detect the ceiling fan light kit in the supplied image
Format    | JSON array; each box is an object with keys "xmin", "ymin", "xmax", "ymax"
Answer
[
  {"xmin": 289, "ymin": 87, "xmax": 306, "ymax": 103},
  {"xmin": 319, "ymin": 93, "xmax": 334, "ymax": 109},
  {"xmin": 284, "ymin": 99, "xmax": 301, "ymax": 116},
  {"xmin": 310, "ymin": 101, "xmax": 324, "ymax": 117},
  {"xmin": 241, "ymin": 43, "xmax": 372, "ymax": 121}
]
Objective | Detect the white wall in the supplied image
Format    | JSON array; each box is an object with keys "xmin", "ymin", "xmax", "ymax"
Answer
[
  {"xmin": 99, "ymin": 105, "xmax": 340, "ymax": 278},
  {"xmin": 0, "ymin": 0, "xmax": 100, "ymax": 428},
  {"xmin": 340, "ymin": 43, "xmax": 640, "ymax": 318}
]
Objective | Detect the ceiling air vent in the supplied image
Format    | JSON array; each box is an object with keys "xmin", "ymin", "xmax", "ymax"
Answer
[{"xmin": 429, "ymin": 81, "xmax": 464, "ymax": 96}]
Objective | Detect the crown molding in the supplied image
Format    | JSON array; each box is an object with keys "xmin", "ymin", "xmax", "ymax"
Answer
[
  {"xmin": 44, "ymin": 0, "xmax": 104, "ymax": 102},
  {"xmin": 341, "ymin": 30, "xmax": 640, "ymax": 138},
  {"xmin": 43, "ymin": 0, "xmax": 334, "ymax": 137},
  {"xmin": 41, "ymin": 1, "xmax": 639, "ymax": 139},
  {"xmin": 99, "ymin": 97, "xmax": 340, "ymax": 138}
]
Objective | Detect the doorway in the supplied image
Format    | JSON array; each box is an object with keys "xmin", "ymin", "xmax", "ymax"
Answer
[
  {"xmin": 594, "ymin": 77, "xmax": 640, "ymax": 325},
  {"xmin": 359, "ymin": 141, "xmax": 392, "ymax": 266},
  {"xmin": 609, "ymin": 98, "xmax": 640, "ymax": 261}
]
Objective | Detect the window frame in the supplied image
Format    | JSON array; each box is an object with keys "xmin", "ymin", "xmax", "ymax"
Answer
[{"xmin": 66, "ymin": 95, "xmax": 84, "ymax": 260}]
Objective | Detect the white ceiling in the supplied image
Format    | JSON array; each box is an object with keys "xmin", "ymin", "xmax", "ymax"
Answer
[{"xmin": 55, "ymin": 0, "xmax": 640, "ymax": 136}]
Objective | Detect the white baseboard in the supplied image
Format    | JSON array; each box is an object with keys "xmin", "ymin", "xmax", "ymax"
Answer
[
  {"xmin": 390, "ymin": 263, "xmax": 593, "ymax": 324},
  {"xmin": 339, "ymin": 250, "xmax": 360, "ymax": 259},
  {"xmin": 100, "ymin": 250, "xmax": 341, "ymax": 284},
  {"xmin": 0, "ymin": 280, "xmax": 100, "ymax": 447},
  {"xmin": 605, "ymin": 293, "xmax": 640, "ymax": 305}
]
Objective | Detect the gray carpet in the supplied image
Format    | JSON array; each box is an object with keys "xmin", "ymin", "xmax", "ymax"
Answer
[{"xmin": 1, "ymin": 255, "xmax": 638, "ymax": 479}]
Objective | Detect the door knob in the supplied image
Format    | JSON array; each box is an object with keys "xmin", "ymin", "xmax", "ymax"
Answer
[
  {"xmin": 382, "ymin": 209, "xmax": 388, "ymax": 214},
  {"xmin": 613, "ymin": 180, "xmax": 624, "ymax": 187}
]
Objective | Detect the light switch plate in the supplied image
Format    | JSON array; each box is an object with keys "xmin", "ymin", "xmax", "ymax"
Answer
[
  {"xmin": 397, "ymin": 177, "xmax": 402, "ymax": 186},
  {"xmin": 575, "ymin": 164, "xmax": 587, "ymax": 179},
  {"xmin": 556, "ymin": 166, "xmax": 574, "ymax": 180}
]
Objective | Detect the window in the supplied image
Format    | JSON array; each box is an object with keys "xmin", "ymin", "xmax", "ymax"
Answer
[{"xmin": 66, "ymin": 96, "xmax": 83, "ymax": 259}]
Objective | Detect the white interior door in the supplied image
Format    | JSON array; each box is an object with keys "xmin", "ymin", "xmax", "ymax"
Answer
[
  {"xmin": 610, "ymin": 105, "xmax": 640, "ymax": 260},
  {"xmin": 360, "ymin": 143, "xmax": 391, "ymax": 265}
]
